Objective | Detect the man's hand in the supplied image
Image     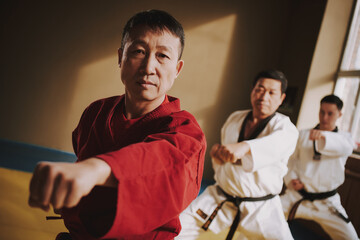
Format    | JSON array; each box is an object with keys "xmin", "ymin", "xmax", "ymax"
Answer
[
  {"xmin": 290, "ymin": 179, "xmax": 304, "ymax": 191},
  {"xmin": 28, "ymin": 158, "xmax": 115, "ymax": 211},
  {"xmin": 210, "ymin": 142, "xmax": 250, "ymax": 164},
  {"xmin": 309, "ymin": 129, "xmax": 324, "ymax": 141},
  {"xmin": 210, "ymin": 144, "xmax": 235, "ymax": 164}
]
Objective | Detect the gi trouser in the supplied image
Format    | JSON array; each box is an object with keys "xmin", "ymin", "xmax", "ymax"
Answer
[
  {"xmin": 281, "ymin": 188, "xmax": 359, "ymax": 240},
  {"xmin": 176, "ymin": 185, "xmax": 293, "ymax": 240}
]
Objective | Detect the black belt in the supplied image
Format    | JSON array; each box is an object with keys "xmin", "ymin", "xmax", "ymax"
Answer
[
  {"xmin": 201, "ymin": 186, "xmax": 276, "ymax": 240},
  {"xmin": 288, "ymin": 188, "xmax": 349, "ymax": 223}
]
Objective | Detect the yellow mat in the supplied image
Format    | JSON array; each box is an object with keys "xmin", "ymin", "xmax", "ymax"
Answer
[
  {"xmin": 0, "ymin": 167, "xmax": 235, "ymax": 240},
  {"xmin": 0, "ymin": 167, "xmax": 67, "ymax": 240}
]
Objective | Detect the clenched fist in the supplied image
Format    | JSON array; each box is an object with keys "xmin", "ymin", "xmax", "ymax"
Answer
[
  {"xmin": 210, "ymin": 142, "xmax": 250, "ymax": 165},
  {"xmin": 28, "ymin": 158, "xmax": 115, "ymax": 211}
]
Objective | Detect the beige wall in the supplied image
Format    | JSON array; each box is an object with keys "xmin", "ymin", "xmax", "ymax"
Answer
[
  {"xmin": 297, "ymin": 0, "xmax": 354, "ymax": 129},
  {"xmin": 1, "ymin": 0, "xmax": 337, "ymax": 180}
]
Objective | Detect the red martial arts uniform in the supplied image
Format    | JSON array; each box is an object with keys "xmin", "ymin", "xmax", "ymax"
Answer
[{"xmin": 61, "ymin": 95, "xmax": 206, "ymax": 240}]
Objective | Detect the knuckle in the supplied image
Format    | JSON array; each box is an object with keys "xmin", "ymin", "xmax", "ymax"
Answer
[
  {"xmin": 37, "ymin": 161, "xmax": 51, "ymax": 170},
  {"xmin": 55, "ymin": 171, "xmax": 66, "ymax": 183},
  {"xmin": 37, "ymin": 163, "xmax": 54, "ymax": 176}
]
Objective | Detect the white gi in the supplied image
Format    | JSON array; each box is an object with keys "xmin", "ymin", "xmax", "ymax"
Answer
[
  {"xmin": 177, "ymin": 110, "xmax": 298, "ymax": 240},
  {"xmin": 281, "ymin": 128, "xmax": 359, "ymax": 240}
]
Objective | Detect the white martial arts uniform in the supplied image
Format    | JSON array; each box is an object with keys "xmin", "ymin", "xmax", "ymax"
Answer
[
  {"xmin": 281, "ymin": 128, "xmax": 359, "ymax": 240},
  {"xmin": 177, "ymin": 110, "xmax": 298, "ymax": 240}
]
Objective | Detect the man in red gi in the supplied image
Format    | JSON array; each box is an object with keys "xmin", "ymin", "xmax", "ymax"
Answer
[{"xmin": 28, "ymin": 9, "xmax": 206, "ymax": 240}]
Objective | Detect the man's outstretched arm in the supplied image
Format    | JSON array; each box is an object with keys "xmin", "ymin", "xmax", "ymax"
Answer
[{"xmin": 28, "ymin": 158, "xmax": 117, "ymax": 211}]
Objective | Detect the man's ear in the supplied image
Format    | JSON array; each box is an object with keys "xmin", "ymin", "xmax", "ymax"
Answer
[
  {"xmin": 175, "ymin": 60, "xmax": 184, "ymax": 78},
  {"xmin": 118, "ymin": 48, "xmax": 123, "ymax": 68},
  {"xmin": 280, "ymin": 93, "xmax": 286, "ymax": 104}
]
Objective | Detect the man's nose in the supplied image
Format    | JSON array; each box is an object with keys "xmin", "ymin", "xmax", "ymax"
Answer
[
  {"xmin": 142, "ymin": 54, "xmax": 157, "ymax": 75},
  {"xmin": 260, "ymin": 91, "xmax": 270, "ymax": 100}
]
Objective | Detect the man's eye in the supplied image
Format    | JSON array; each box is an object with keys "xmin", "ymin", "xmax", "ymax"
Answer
[
  {"xmin": 158, "ymin": 53, "xmax": 169, "ymax": 59},
  {"xmin": 133, "ymin": 49, "xmax": 145, "ymax": 55}
]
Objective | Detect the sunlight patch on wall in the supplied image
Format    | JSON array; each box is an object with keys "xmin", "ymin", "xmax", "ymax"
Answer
[
  {"xmin": 297, "ymin": 80, "xmax": 334, "ymax": 130},
  {"xmin": 67, "ymin": 55, "xmax": 123, "ymax": 132},
  {"xmin": 168, "ymin": 14, "xmax": 237, "ymax": 126},
  {"xmin": 67, "ymin": 14, "xmax": 237, "ymax": 132}
]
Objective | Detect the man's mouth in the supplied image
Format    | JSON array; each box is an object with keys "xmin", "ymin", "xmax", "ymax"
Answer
[
  {"xmin": 256, "ymin": 101, "xmax": 267, "ymax": 107},
  {"xmin": 137, "ymin": 79, "xmax": 156, "ymax": 87}
]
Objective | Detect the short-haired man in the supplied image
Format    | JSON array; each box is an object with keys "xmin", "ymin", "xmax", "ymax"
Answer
[
  {"xmin": 176, "ymin": 70, "xmax": 298, "ymax": 239},
  {"xmin": 28, "ymin": 10, "xmax": 206, "ymax": 240},
  {"xmin": 281, "ymin": 94, "xmax": 358, "ymax": 239}
]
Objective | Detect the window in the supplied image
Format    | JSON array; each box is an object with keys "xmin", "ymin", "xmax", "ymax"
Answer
[{"xmin": 334, "ymin": 0, "xmax": 360, "ymax": 152}]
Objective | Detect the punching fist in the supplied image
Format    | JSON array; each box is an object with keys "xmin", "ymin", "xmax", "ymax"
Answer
[
  {"xmin": 28, "ymin": 158, "xmax": 115, "ymax": 211},
  {"xmin": 210, "ymin": 142, "xmax": 250, "ymax": 165}
]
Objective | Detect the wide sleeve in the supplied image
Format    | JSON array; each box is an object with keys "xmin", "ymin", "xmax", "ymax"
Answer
[
  {"xmin": 241, "ymin": 116, "xmax": 299, "ymax": 172},
  {"xmin": 283, "ymin": 136, "xmax": 301, "ymax": 186},
  {"xmin": 96, "ymin": 115, "xmax": 206, "ymax": 238},
  {"xmin": 212, "ymin": 110, "xmax": 246, "ymax": 173},
  {"xmin": 316, "ymin": 131, "xmax": 355, "ymax": 158}
]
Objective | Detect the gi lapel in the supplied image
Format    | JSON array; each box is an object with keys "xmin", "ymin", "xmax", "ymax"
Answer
[
  {"xmin": 238, "ymin": 111, "xmax": 276, "ymax": 142},
  {"xmin": 312, "ymin": 124, "xmax": 338, "ymax": 160}
]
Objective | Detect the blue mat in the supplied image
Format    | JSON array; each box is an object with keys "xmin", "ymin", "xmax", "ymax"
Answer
[
  {"xmin": 0, "ymin": 138, "xmax": 215, "ymax": 195},
  {"xmin": 199, "ymin": 178, "xmax": 215, "ymax": 195},
  {"xmin": 0, "ymin": 139, "xmax": 76, "ymax": 173}
]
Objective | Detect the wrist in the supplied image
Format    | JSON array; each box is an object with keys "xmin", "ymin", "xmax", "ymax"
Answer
[
  {"xmin": 234, "ymin": 142, "xmax": 250, "ymax": 159},
  {"xmin": 81, "ymin": 158, "xmax": 113, "ymax": 186}
]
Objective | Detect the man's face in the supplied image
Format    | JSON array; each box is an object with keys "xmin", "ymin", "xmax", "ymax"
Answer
[
  {"xmin": 118, "ymin": 25, "xmax": 184, "ymax": 104},
  {"xmin": 250, "ymin": 78, "xmax": 285, "ymax": 118},
  {"xmin": 319, "ymin": 102, "xmax": 342, "ymax": 131}
]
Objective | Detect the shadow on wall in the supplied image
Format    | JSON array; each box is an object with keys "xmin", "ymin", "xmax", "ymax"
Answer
[{"xmin": 0, "ymin": 0, "xmax": 326, "ymax": 180}]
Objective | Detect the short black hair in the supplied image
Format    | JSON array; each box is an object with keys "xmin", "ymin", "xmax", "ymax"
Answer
[
  {"xmin": 253, "ymin": 69, "xmax": 288, "ymax": 94},
  {"xmin": 121, "ymin": 9, "xmax": 185, "ymax": 59},
  {"xmin": 321, "ymin": 94, "xmax": 343, "ymax": 110}
]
